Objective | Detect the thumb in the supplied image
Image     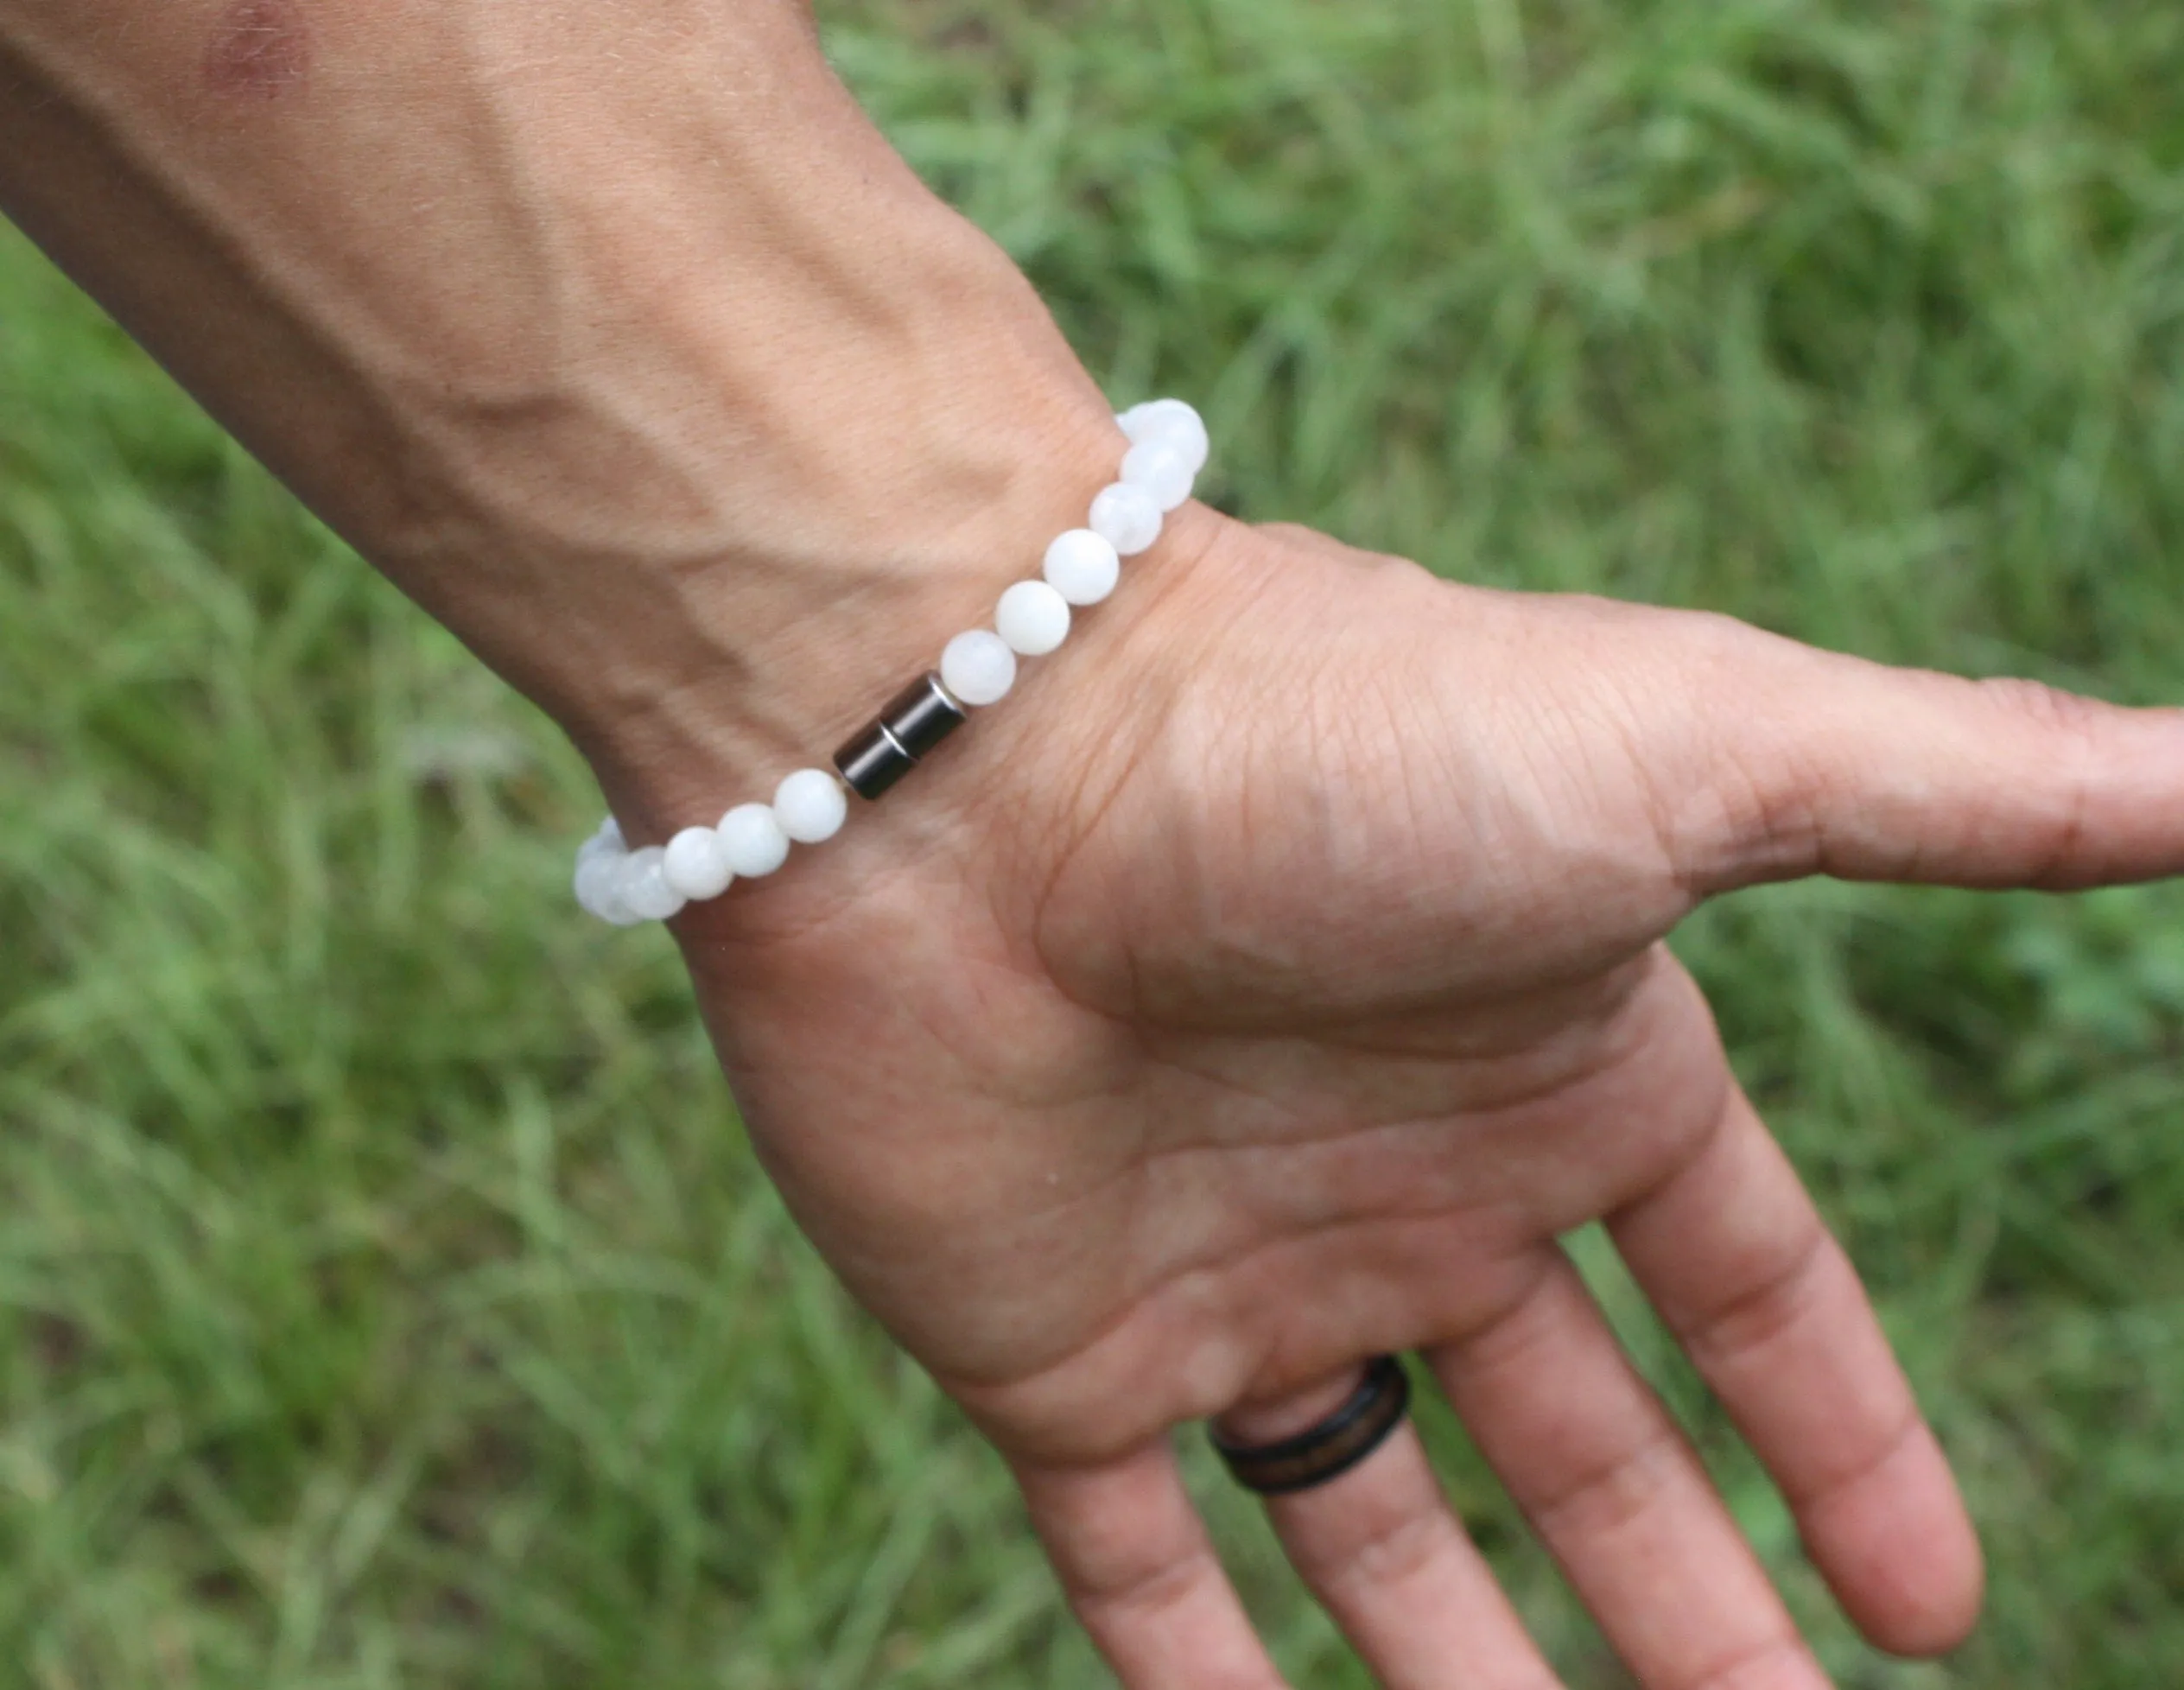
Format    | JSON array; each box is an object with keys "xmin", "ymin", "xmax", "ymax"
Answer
[{"xmin": 1661, "ymin": 617, "xmax": 2184, "ymax": 896}]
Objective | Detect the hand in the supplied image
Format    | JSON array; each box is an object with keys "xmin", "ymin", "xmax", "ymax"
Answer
[
  {"xmin": 10, "ymin": 10, "xmax": 2168, "ymax": 1676},
  {"xmin": 675, "ymin": 511, "xmax": 2184, "ymax": 1689}
]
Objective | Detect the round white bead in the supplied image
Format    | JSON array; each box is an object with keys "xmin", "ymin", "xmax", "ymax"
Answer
[
  {"xmin": 940, "ymin": 629, "xmax": 1018, "ymax": 707},
  {"xmin": 594, "ymin": 815, "xmax": 626, "ymax": 852},
  {"xmin": 995, "ymin": 580, "xmax": 1072, "ymax": 657},
  {"xmin": 1121, "ymin": 440, "xmax": 1196, "ymax": 512},
  {"xmin": 1117, "ymin": 399, "xmax": 1209, "ymax": 473},
  {"xmin": 576, "ymin": 824, "xmax": 620, "ymax": 867},
  {"xmin": 1043, "ymin": 528, "xmax": 1121, "ymax": 606},
  {"xmin": 773, "ymin": 768, "xmax": 848, "ymax": 844},
  {"xmin": 717, "ymin": 803, "xmax": 791, "ymax": 878},
  {"xmin": 574, "ymin": 846, "xmax": 625, "ymax": 918},
  {"xmin": 616, "ymin": 847, "xmax": 686, "ymax": 921},
  {"xmin": 662, "ymin": 826, "xmax": 734, "ymax": 901},
  {"xmin": 594, "ymin": 888, "xmax": 649, "ymax": 927},
  {"xmin": 1089, "ymin": 482, "xmax": 1163, "ymax": 556}
]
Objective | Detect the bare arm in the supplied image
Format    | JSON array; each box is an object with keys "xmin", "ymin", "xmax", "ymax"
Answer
[{"xmin": 0, "ymin": 0, "xmax": 1118, "ymax": 823}]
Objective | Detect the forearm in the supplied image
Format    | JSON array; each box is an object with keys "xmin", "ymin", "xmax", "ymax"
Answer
[{"xmin": 0, "ymin": 0, "xmax": 1121, "ymax": 821}]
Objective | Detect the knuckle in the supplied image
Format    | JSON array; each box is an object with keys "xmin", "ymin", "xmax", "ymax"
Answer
[
  {"xmin": 1968, "ymin": 676, "xmax": 2107, "ymax": 883},
  {"xmin": 1296, "ymin": 1496, "xmax": 1458, "ymax": 1595},
  {"xmin": 1677, "ymin": 1223, "xmax": 1832, "ymax": 1371},
  {"xmin": 1703, "ymin": 738, "xmax": 1829, "ymax": 887},
  {"xmin": 1340, "ymin": 1506, "xmax": 1462, "ymax": 1593},
  {"xmin": 1063, "ymin": 1543, "xmax": 1220, "ymax": 1636},
  {"xmin": 1530, "ymin": 1421, "xmax": 1686, "ymax": 1542},
  {"xmin": 1786, "ymin": 1400, "xmax": 1924, "ymax": 1513},
  {"xmin": 1637, "ymin": 614, "xmax": 1832, "ymax": 893},
  {"xmin": 1683, "ymin": 1632, "xmax": 1815, "ymax": 1690}
]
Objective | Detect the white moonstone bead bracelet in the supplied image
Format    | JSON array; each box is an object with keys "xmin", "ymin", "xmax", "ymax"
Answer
[{"xmin": 573, "ymin": 398, "xmax": 1209, "ymax": 925}]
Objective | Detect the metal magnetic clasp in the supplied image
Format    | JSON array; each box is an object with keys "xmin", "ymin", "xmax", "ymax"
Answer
[{"xmin": 832, "ymin": 671, "xmax": 968, "ymax": 800}]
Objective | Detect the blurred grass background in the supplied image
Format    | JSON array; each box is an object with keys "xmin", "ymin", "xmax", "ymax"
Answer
[{"xmin": 4, "ymin": 0, "xmax": 2184, "ymax": 1682}]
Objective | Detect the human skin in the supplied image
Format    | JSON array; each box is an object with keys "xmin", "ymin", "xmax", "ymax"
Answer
[{"xmin": 6, "ymin": 3, "xmax": 2183, "ymax": 1685}]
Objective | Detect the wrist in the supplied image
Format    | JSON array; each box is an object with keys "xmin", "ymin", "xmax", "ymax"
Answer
[
  {"xmin": 561, "ymin": 248, "xmax": 1135, "ymax": 839},
  {"xmin": 572, "ymin": 386, "xmax": 1241, "ymax": 944}
]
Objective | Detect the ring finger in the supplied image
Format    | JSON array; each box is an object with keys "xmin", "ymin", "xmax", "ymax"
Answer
[{"xmin": 1217, "ymin": 1368, "xmax": 1565, "ymax": 1688}]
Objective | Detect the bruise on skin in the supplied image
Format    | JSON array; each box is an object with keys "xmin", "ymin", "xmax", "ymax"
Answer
[{"xmin": 204, "ymin": 0, "xmax": 312, "ymax": 101}]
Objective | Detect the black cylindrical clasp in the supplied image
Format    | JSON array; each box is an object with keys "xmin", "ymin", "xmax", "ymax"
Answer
[
  {"xmin": 880, "ymin": 671, "xmax": 968, "ymax": 760},
  {"xmin": 832, "ymin": 672, "xmax": 968, "ymax": 800}
]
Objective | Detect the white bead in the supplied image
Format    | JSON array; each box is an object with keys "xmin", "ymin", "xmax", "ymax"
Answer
[
  {"xmin": 576, "ymin": 824, "xmax": 620, "ymax": 868},
  {"xmin": 1121, "ymin": 440, "xmax": 1196, "ymax": 512},
  {"xmin": 616, "ymin": 847, "xmax": 686, "ymax": 921},
  {"xmin": 594, "ymin": 886, "xmax": 649, "ymax": 927},
  {"xmin": 594, "ymin": 815, "xmax": 626, "ymax": 852},
  {"xmin": 774, "ymin": 768, "xmax": 848, "ymax": 844},
  {"xmin": 1089, "ymin": 482, "xmax": 1163, "ymax": 556},
  {"xmin": 718, "ymin": 803, "xmax": 791, "ymax": 877},
  {"xmin": 940, "ymin": 629, "xmax": 1018, "ymax": 707},
  {"xmin": 1043, "ymin": 528, "xmax": 1121, "ymax": 606},
  {"xmin": 1117, "ymin": 399, "xmax": 1209, "ymax": 474},
  {"xmin": 574, "ymin": 846, "xmax": 625, "ymax": 918},
  {"xmin": 995, "ymin": 580, "xmax": 1072, "ymax": 656},
  {"xmin": 663, "ymin": 826, "xmax": 734, "ymax": 901}
]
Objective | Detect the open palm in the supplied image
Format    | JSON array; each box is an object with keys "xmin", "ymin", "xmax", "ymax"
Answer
[{"xmin": 673, "ymin": 512, "xmax": 2184, "ymax": 1688}]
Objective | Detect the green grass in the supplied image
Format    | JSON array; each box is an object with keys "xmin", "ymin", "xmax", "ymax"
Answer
[{"xmin": 5, "ymin": 0, "xmax": 2184, "ymax": 1682}]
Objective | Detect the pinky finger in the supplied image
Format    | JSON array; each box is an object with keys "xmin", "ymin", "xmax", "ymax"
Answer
[{"xmin": 1014, "ymin": 1440, "xmax": 1291, "ymax": 1690}]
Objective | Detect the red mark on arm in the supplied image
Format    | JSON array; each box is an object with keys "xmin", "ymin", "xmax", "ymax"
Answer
[{"xmin": 204, "ymin": 0, "xmax": 312, "ymax": 102}]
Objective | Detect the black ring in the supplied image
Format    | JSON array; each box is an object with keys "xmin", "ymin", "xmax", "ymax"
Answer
[{"xmin": 1209, "ymin": 1356, "xmax": 1411, "ymax": 1496}]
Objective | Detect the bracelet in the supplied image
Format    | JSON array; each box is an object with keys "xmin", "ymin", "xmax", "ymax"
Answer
[{"xmin": 573, "ymin": 398, "xmax": 1209, "ymax": 925}]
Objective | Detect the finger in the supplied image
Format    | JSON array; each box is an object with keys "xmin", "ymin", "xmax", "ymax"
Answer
[
  {"xmin": 1429, "ymin": 1252, "xmax": 1832, "ymax": 1690},
  {"xmin": 1664, "ymin": 616, "xmax": 2184, "ymax": 893},
  {"xmin": 1609, "ymin": 1085, "xmax": 1983, "ymax": 1655},
  {"xmin": 1013, "ymin": 1440, "xmax": 1290, "ymax": 1690},
  {"xmin": 1218, "ymin": 1370, "xmax": 1565, "ymax": 1688}
]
